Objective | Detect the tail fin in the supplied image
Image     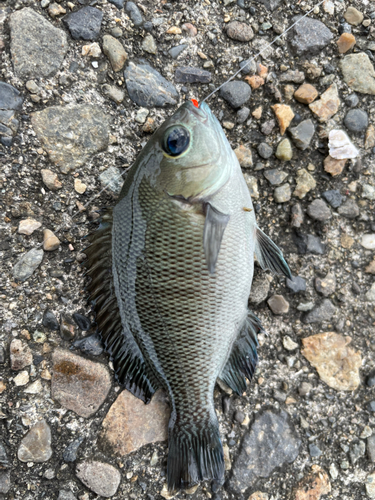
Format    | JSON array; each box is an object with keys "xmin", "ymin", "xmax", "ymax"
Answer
[{"xmin": 167, "ymin": 417, "xmax": 224, "ymax": 492}]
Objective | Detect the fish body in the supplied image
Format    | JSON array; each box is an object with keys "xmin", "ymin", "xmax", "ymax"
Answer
[{"xmin": 85, "ymin": 100, "xmax": 291, "ymax": 491}]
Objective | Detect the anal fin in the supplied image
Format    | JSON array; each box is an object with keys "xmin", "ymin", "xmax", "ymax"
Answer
[
  {"xmin": 254, "ymin": 226, "xmax": 292, "ymax": 279},
  {"xmin": 219, "ymin": 311, "xmax": 263, "ymax": 395}
]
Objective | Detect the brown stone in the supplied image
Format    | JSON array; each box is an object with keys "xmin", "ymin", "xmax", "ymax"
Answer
[
  {"xmin": 102, "ymin": 35, "xmax": 127, "ymax": 72},
  {"xmin": 181, "ymin": 23, "xmax": 197, "ymax": 37},
  {"xmin": 344, "ymin": 6, "xmax": 364, "ymax": 26},
  {"xmin": 365, "ymin": 124, "xmax": 375, "ymax": 149},
  {"xmin": 303, "ymin": 62, "xmax": 322, "ymax": 80},
  {"xmin": 43, "ymin": 229, "xmax": 60, "ymax": 251},
  {"xmin": 284, "ymin": 84, "xmax": 295, "ymax": 101},
  {"xmin": 226, "ymin": 21, "xmax": 254, "ymax": 42},
  {"xmin": 10, "ymin": 339, "xmax": 33, "ymax": 371},
  {"xmin": 257, "ymin": 63, "xmax": 268, "ymax": 78},
  {"xmin": 294, "ymin": 83, "xmax": 318, "ymax": 104},
  {"xmin": 293, "ymin": 466, "xmax": 331, "ymax": 500},
  {"xmin": 166, "ymin": 26, "xmax": 182, "ymax": 35},
  {"xmin": 234, "ymin": 144, "xmax": 253, "ymax": 168},
  {"xmin": 309, "ymin": 84, "xmax": 340, "ymax": 122},
  {"xmin": 301, "ymin": 332, "xmax": 362, "ymax": 391},
  {"xmin": 51, "ymin": 349, "xmax": 111, "ymax": 418},
  {"xmin": 324, "ymin": 155, "xmax": 347, "ymax": 176},
  {"xmin": 101, "ymin": 389, "xmax": 170, "ymax": 456},
  {"xmin": 366, "ymin": 260, "xmax": 375, "ymax": 274},
  {"xmin": 271, "ymin": 104, "xmax": 294, "ymax": 135},
  {"xmin": 41, "ymin": 169, "xmax": 62, "ymax": 191},
  {"xmin": 341, "ymin": 234, "xmax": 354, "ymax": 249},
  {"xmin": 252, "ymin": 106, "xmax": 262, "ymax": 119},
  {"xmin": 337, "ymin": 33, "xmax": 356, "ymax": 54},
  {"xmin": 245, "ymin": 75, "xmax": 264, "ymax": 89}
]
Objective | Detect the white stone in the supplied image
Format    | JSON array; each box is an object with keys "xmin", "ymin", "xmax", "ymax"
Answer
[
  {"xmin": 18, "ymin": 218, "xmax": 42, "ymax": 235},
  {"xmin": 323, "ymin": 0, "xmax": 334, "ymax": 15},
  {"xmin": 328, "ymin": 129, "xmax": 359, "ymax": 159},
  {"xmin": 366, "ymin": 283, "xmax": 375, "ymax": 302},
  {"xmin": 283, "ymin": 336, "xmax": 299, "ymax": 351},
  {"xmin": 14, "ymin": 371, "xmax": 30, "ymax": 386},
  {"xmin": 363, "ymin": 184, "xmax": 375, "ymax": 200},
  {"xmin": 82, "ymin": 42, "xmax": 101, "ymax": 58},
  {"xmin": 366, "ymin": 472, "xmax": 375, "ymax": 499},
  {"xmin": 24, "ymin": 379, "xmax": 43, "ymax": 394},
  {"xmin": 135, "ymin": 108, "xmax": 149, "ymax": 124},
  {"xmin": 361, "ymin": 234, "xmax": 375, "ymax": 250}
]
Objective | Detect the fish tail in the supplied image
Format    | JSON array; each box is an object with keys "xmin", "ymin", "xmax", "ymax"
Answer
[{"xmin": 167, "ymin": 414, "xmax": 224, "ymax": 492}]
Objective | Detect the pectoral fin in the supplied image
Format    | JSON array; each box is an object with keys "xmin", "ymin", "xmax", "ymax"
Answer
[
  {"xmin": 203, "ymin": 203, "xmax": 230, "ymax": 274},
  {"xmin": 255, "ymin": 226, "xmax": 292, "ymax": 279}
]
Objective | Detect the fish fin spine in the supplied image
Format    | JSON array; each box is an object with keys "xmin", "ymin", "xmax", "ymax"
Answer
[{"xmin": 254, "ymin": 226, "xmax": 292, "ymax": 279}]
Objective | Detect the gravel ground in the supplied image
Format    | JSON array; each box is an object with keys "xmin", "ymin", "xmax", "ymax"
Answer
[{"xmin": 1, "ymin": 0, "xmax": 375, "ymax": 499}]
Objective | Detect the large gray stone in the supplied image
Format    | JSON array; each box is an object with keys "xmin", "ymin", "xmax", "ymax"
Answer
[
  {"xmin": 76, "ymin": 461, "xmax": 121, "ymax": 497},
  {"xmin": 340, "ymin": 53, "xmax": 375, "ymax": 95},
  {"xmin": 0, "ymin": 82, "xmax": 23, "ymax": 111},
  {"xmin": 9, "ymin": 7, "xmax": 68, "ymax": 79},
  {"xmin": 288, "ymin": 16, "xmax": 333, "ymax": 56},
  {"xmin": 31, "ymin": 105, "xmax": 110, "ymax": 174},
  {"xmin": 13, "ymin": 248, "xmax": 43, "ymax": 282},
  {"xmin": 17, "ymin": 419, "xmax": 52, "ymax": 463},
  {"xmin": 62, "ymin": 7, "xmax": 103, "ymax": 41}
]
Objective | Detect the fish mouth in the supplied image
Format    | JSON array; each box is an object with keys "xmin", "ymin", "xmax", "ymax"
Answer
[{"xmin": 185, "ymin": 99, "xmax": 210, "ymax": 122}]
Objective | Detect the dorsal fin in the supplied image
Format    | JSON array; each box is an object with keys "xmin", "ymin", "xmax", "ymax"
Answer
[
  {"xmin": 254, "ymin": 226, "xmax": 292, "ymax": 279},
  {"xmin": 83, "ymin": 209, "xmax": 159, "ymax": 403}
]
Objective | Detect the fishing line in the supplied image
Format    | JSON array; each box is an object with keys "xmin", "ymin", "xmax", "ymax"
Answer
[{"xmin": 201, "ymin": 0, "xmax": 326, "ymax": 104}]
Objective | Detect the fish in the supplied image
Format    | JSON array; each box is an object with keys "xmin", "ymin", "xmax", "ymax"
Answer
[{"xmin": 84, "ymin": 98, "xmax": 292, "ymax": 492}]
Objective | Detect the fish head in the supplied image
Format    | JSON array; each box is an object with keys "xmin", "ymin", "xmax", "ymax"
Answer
[{"xmin": 143, "ymin": 100, "xmax": 236, "ymax": 201}]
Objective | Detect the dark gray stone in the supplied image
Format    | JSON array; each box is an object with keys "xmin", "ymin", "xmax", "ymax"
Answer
[
  {"xmin": 108, "ymin": 0, "xmax": 124, "ymax": 8},
  {"xmin": 0, "ymin": 442, "xmax": 9, "ymax": 469},
  {"xmin": 124, "ymin": 61, "xmax": 178, "ymax": 107},
  {"xmin": 288, "ymin": 119, "xmax": 314, "ymax": 150},
  {"xmin": 237, "ymin": 107, "xmax": 250, "ymax": 123},
  {"xmin": 60, "ymin": 314, "xmax": 76, "ymax": 341},
  {"xmin": 73, "ymin": 313, "xmax": 91, "ymax": 331},
  {"xmin": 309, "ymin": 443, "xmax": 322, "ymax": 457},
  {"xmin": 228, "ymin": 410, "xmax": 301, "ymax": 494},
  {"xmin": 288, "ymin": 16, "xmax": 333, "ymax": 56},
  {"xmin": 125, "ymin": 1, "xmax": 143, "ymax": 27},
  {"xmin": 73, "ymin": 333, "xmax": 104, "ymax": 356},
  {"xmin": 286, "ymin": 276, "xmax": 306, "ymax": 293},
  {"xmin": 307, "ymin": 199, "xmax": 331, "ymax": 221},
  {"xmin": 219, "ymin": 81, "xmax": 251, "ymax": 108},
  {"xmin": 239, "ymin": 59, "xmax": 256, "ymax": 75},
  {"xmin": 368, "ymin": 435, "xmax": 375, "ymax": 462},
  {"xmin": 322, "ymin": 190, "xmax": 345, "ymax": 208},
  {"xmin": 261, "ymin": 119, "xmax": 275, "ymax": 135},
  {"xmin": 350, "ymin": 441, "xmax": 365, "ymax": 465},
  {"xmin": 264, "ymin": 169, "xmax": 288, "ymax": 186},
  {"xmin": 303, "ymin": 299, "xmax": 336, "ymax": 324},
  {"xmin": 0, "ymin": 471, "xmax": 11, "ymax": 494},
  {"xmin": 367, "ymin": 370, "xmax": 375, "ymax": 387},
  {"xmin": 345, "ymin": 93, "xmax": 359, "ymax": 108},
  {"xmin": 63, "ymin": 7, "xmax": 103, "ymax": 41},
  {"xmin": 257, "ymin": 0, "xmax": 282, "ymax": 10},
  {"xmin": 43, "ymin": 309, "xmax": 59, "ymax": 331},
  {"xmin": 338, "ymin": 199, "xmax": 360, "ymax": 219},
  {"xmin": 0, "ymin": 345, "xmax": 4, "ymax": 364},
  {"xmin": 0, "ymin": 82, "xmax": 23, "ymax": 111},
  {"xmin": 175, "ymin": 67, "xmax": 212, "ymax": 84},
  {"xmin": 13, "ymin": 248, "xmax": 44, "ymax": 282},
  {"xmin": 291, "ymin": 204, "xmax": 303, "ymax": 228},
  {"xmin": 368, "ymin": 401, "xmax": 375, "ymax": 412},
  {"xmin": 307, "ymin": 235, "xmax": 325, "ymax": 254},
  {"xmin": 344, "ymin": 109, "xmax": 369, "ymax": 132},
  {"xmin": 339, "ymin": 22, "xmax": 352, "ymax": 35},
  {"xmin": 168, "ymin": 44, "xmax": 188, "ymax": 59},
  {"xmin": 257, "ymin": 142, "xmax": 273, "ymax": 159},
  {"xmin": 63, "ymin": 436, "xmax": 84, "ymax": 462}
]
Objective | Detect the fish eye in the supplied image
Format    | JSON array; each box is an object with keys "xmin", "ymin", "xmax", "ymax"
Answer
[{"xmin": 162, "ymin": 126, "xmax": 190, "ymax": 157}]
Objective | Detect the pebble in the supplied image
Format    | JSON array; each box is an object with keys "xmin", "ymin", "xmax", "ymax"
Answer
[
  {"xmin": 350, "ymin": 441, "xmax": 365, "ymax": 465},
  {"xmin": 102, "ymin": 84, "xmax": 125, "ymax": 104},
  {"xmin": 13, "ymin": 248, "xmax": 44, "ymax": 282},
  {"xmin": 32, "ymin": 105, "xmax": 110, "ymax": 174},
  {"xmin": 175, "ymin": 67, "xmax": 211, "ymax": 84},
  {"xmin": 337, "ymin": 33, "xmax": 356, "ymax": 54},
  {"xmin": 271, "ymin": 104, "xmax": 294, "ymax": 135},
  {"xmin": 261, "ymin": 119, "xmax": 276, "ymax": 136},
  {"xmin": 368, "ymin": 401, "xmax": 375, "ymax": 413},
  {"xmin": 168, "ymin": 44, "xmax": 187, "ymax": 59},
  {"xmin": 362, "ymin": 234, "xmax": 375, "ymax": 249},
  {"xmin": 324, "ymin": 155, "xmax": 347, "ymax": 176},
  {"xmin": 283, "ymin": 336, "xmax": 299, "ymax": 351},
  {"xmin": 226, "ymin": 21, "xmax": 254, "ymax": 42},
  {"xmin": 366, "ymin": 283, "xmax": 375, "ymax": 302},
  {"xmin": 60, "ymin": 314, "xmax": 76, "ymax": 341},
  {"xmin": 368, "ymin": 435, "xmax": 375, "ymax": 462},
  {"xmin": 299, "ymin": 381, "xmax": 313, "ymax": 396},
  {"xmin": 245, "ymin": 75, "xmax": 265, "ymax": 90},
  {"xmin": 288, "ymin": 16, "xmax": 333, "ymax": 55},
  {"xmin": 293, "ymin": 169, "xmax": 316, "ymax": 199},
  {"xmin": 279, "ymin": 70, "xmax": 305, "ymax": 84},
  {"xmin": 365, "ymin": 125, "xmax": 375, "ymax": 149},
  {"xmin": 142, "ymin": 34, "xmax": 157, "ymax": 55},
  {"xmin": 257, "ymin": 142, "xmax": 273, "ymax": 159},
  {"xmin": 263, "ymin": 169, "xmax": 288, "ymax": 186},
  {"xmin": 340, "ymin": 53, "xmax": 375, "ymax": 95},
  {"xmin": 322, "ymin": 189, "xmax": 345, "ymax": 208},
  {"xmin": 108, "ymin": 0, "xmax": 124, "ymax": 8},
  {"xmin": 43, "ymin": 229, "xmax": 60, "ymax": 251},
  {"xmin": 219, "ymin": 81, "xmax": 251, "ymax": 108},
  {"xmin": 102, "ymin": 35, "xmax": 127, "ymax": 72},
  {"xmin": 14, "ymin": 370, "xmax": 29, "ymax": 386},
  {"xmin": 237, "ymin": 107, "xmax": 250, "ymax": 123},
  {"xmin": 309, "ymin": 84, "xmax": 340, "ymax": 122},
  {"xmin": 99, "ymin": 166, "xmax": 123, "ymax": 195},
  {"xmin": 18, "ymin": 419, "xmax": 52, "ymax": 462},
  {"xmin": 228, "ymin": 410, "xmax": 301, "ymax": 493},
  {"xmin": 337, "ymin": 199, "xmax": 360, "ymax": 219},
  {"xmin": 274, "ymin": 184, "xmax": 291, "ymax": 203},
  {"xmin": 62, "ymin": 7, "xmax": 103, "ymax": 41},
  {"xmin": 10, "ymin": 338, "xmax": 32, "ymax": 371},
  {"xmin": 181, "ymin": 23, "xmax": 197, "ymax": 37},
  {"xmin": 9, "ymin": 8, "xmax": 68, "ymax": 79},
  {"xmin": 248, "ymin": 493, "xmax": 269, "ymax": 500},
  {"xmin": 48, "ymin": 3, "xmax": 66, "ymax": 17},
  {"xmin": 124, "ymin": 61, "xmax": 178, "ymax": 107},
  {"xmin": 76, "ymin": 461, "xmax": 121, "ymax": 497},
  {"xmin": 302, "ymin": 332, "xmax": 361, "ymax": 391},
  {"xmin": 315, "ymin": 272, "xmax": 336, "ymax": 296},
  {"xmin": 101, "ymin": 390, "xmax": 169, "ymax": 455},
  {"xmin": 73, "ymin": 333, "xmax": 104, "ymax": 356},
  {"xmin": 234, "ymin": 145, "xmax": 253, "ymax": 168},
  {"xmin": 343, "ymin": 109, "xmax": 368, "ymax": 132},
  {"xmin": 51, "ymin": 348, "xmax": 111, "ymax": 417},
  {"xmin": 26, "ymin": 80, "xmax": 40, "ymax": 94},
  {"xmin": 306, "ymin": 235, "xmax": 325, "ymax": 254},
  {"xmin": 63, "ymin": 436, "xmax": 84, "ymax": 462},
  {"xmin": 268, "ymin": 295, "xmax": 289, "ymax": 314},
  {"xmin": 43, "ymin": 309, "xmax": 59, "ymax": 330},
  {"xmin": 41, "ymin": 169, "xmax": 62, "ymax": 191},
  {"xmin": 303, "ymin": 299, "xmax": 336, "ymax": 323},
  {"xmin": 125, "ymin": 2, "xmax": 143, "ymax": 27},
  {"xmin": 344, "ymin": 6, "xmax": 364, "ymax": 26},
  {"xmin": 286, "ymin": 276, "xmax": 306, "ymax": 293},
  {"xmin": 293, "ymin": 466, "xmax": 331, "ymax": 499},
  {"xmin": 72, "ymin": 313, "xmax": 91, "ymax": 331},
  {"xmin": 345, "ymin": 93, "xmax": 359, "ymax": 108},
  {"xmin": 18, "ymin": 218, "xmax": 41, "ymax": 235},
  {"xmin": 366, "ymin": 472, "xmax": 375, "ymax": 499},
  {"xmin": 249, "ymin": 275, "xmax": 270, "ymax": 305},
  {"xmin": 307, "ymin": 199, "xmax": 331, "ymax": 221},
  {"xmin": 275, "ymin": 138, "xmax": 293, "ymax": 160},
  {"xmin": 294, "ymin": 83, "xmax": 318, "ymax": 104},
  {"xmin": 0, "ymin": 346, "xmax": 4, "ymax": 364},
  {"xmin": 24, "ymin": 379, "xmax": 43, "ymax": 394},
  {"xmin": 309, "ymin": 444, "xmax": 322, "ymax": 458},
  {"xmin": 239, "ymin": 59, "xmax": 257, "ymax": 75},
  {"xmin": 289, "ymin": 119, "xmax": 315, "ymax": 150},
  {"xmin": 58, "ymin": 491, "xmax": 77, "ymax": 500},
  {"xmin": 0, "ymin": 471, "xmax": 10, "ymax": 494},
  {"xmin": 366, "ymin": 260, "xmax": 375, "ymax": 274}
]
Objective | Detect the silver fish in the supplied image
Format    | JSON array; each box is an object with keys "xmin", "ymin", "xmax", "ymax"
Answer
[{"xmin": 84, "ymin": 100, "xmax": 291, "ymax": 491}]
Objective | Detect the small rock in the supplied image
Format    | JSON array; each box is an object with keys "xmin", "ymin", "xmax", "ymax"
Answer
[
  {"xmin": 72, "ymin": 313, "xmax": 91, "ymax": 331},
  {"xmin": 125, "ymin": 1, "xmax": 143, "ymax": 27},
  {"xmin": 18, "ymin": 419, "xmax": 52, "ymax": 462},
  {"xmin": 102, "ymin": 35, "xmax": 127, "ymax": 72},
  {"xmin": 309, "ymin": 84, "xmax": 340, "ymax": 122},
  {"xmin": 365, "ymin": 259, "xmax": 375, "ymax": 274},
  {"xmin": 245, "ymin": 75, "xmax": 265, "ymax": 90},
  {"xmin": 24, "ymin": 379, "xmax": 43, "ymax": 394},
  {"xmin": 271, "ymin": 104, "xmax": 294, "ymax": 135},
  {"xmin": 168, "ymin": 44, "xmax": 187, "ymax": 59},
  {"xmin": 82, "ymin": 42, "xmax": 102, "ymax": 58},
  {"xmin": 43, "ymin": 229, "xmax": 60, "ymax": 251},
  {"xmin": 345, "ymin": 93, "xmax": 359, "ymax": 107},
  {"xmin": 14, "ymin": 370, "xmax": 29, "ymax": 386},
  {"xmin": 10, "ymin": 339, "xmax": 32, "ymax": 371},
  {"xmin": 76, "ymin": 461, "xmax": 121, "ymax": 497},
  {"xmin": 239, "ymin": 59, "xmax": 257, "ymax": 75},
  {"xmin": 41, "ymin": 169, "xmax": 62, "ymax": 191},
  {"xmin": 344, "ymin": 109, "xmax": 368, "ymax": 132},
  {"xmin": 294, "ymin": 83, "xmax": 318, "ymax": 104},
  {"xmin": 340, "ymin": 53, "xmax": 375, "ymax": 95},
  {"xmin": 350, "ymin": 441, "xmax": 365, "ymax": 465},
  {"xmin": 344, "ymin": 6, "xmax": 364, "ymax": 26},
  {"xmin": 366, "ymin": 471, "xmax": 375, "ymax": 499},
  {"xmin": 25, "ymin": 80, "xmax": 40, "ymax": 94},
  {"xmin": 362, "ymin": 234, "xmax": 375, "ymax": 249},
  {"xmin": 73, "ymin": 333, "xmax": 104, "ymax": 356},
  {"xmin": 302, "ymin": 332, "xmax": 361, "ymax": 390},
  {"xmin": 60, "ymin": 314, "xmax": 76, "ymax": 341},
  {"xmin": 309, "ymin": 444, "xmax": 322, "ymax": 458},
  {"xmin": 307, "ymin": 199, "xmax": 331, "ymax": 221},
  {"xmin": 74, "ymin": 178, "xmax": 87, "ymax": 194},
  {"xmin": 166, "ymin": 26, "xmax": 182, "ymax": 35},
  {"xmin": 99, "ymin": 166, "xmax": 123, "ymax": 195},
  {"xmin": 299, "ymin": 381, "xmax": 313, "ymax": 396},
  {"xmin": 366, "ymin": 283, "xmax": 375, "ymax": 302},
  {"xmin": 234, "ymin": 145, "xmax": 253, "ymax": 168},
  {"xmin": 102, "ymin": 84, "xmax": 125, "ymax": 104},
  {"xmin": 292, "ymin": 466, "xmax": 331, "ymax": 499},
  {"xmin": 293, "ymin": 169, "xmax": 316, "ymax": 199},
  {"xmin": 274, "ymin": 184, "xmax": 291, "ymax": 203},
  {"xmin": 135, "ymin": 107, "xmax": 149, "ymax": 124},
  {"xmin": 219, "ymin": 81, "xmax": 251, "ymax": 108},
  {"xmin": 226, "ymin": 21, "xmax": 254, "ymax": 42},
  {"xmin": 322, "ymin": 189, "xmax": 345, "ymax": 208},
  {"xmin": 288, "ymin": 16, "xmax": 333, "ymax": 55},
  {"xmin": 337, "ymin": 199, "xmax": 360, "ymax": 219},
  {"xmin": 261, "ymin": 119, "xmax": 275, "ymax": 136},
  {"xmin": 365, "ymin": 125, "xmax": 375, "ymax": 149},
  {"xmin": 48, "ymin": 3, "xmax": 66, "ymax": 17},
  {"xmin": 268, "ymin": 295, "xmax": 289, "ymax": 314},
  {"xmin": 283, "ymin": 336, "xmax": 299, "ymax": 351},
  {"xmin": 289, "ymin": 119, "xmax": 315, "ymax": 150},
  {"xmin": 263, "ymin": 169, "xmax": 288, "ymax": 186},
  {"xmin": 257, "ymin": 142, "xmax": 273, "ymax": 159},
  {"xmin": 368, "ymin": 435, "xmax": 375, "ymax": 462},
  {"xmin": 18, "ymin": 218, "xmax": 41, "ymax": 236},
  {"xmin": 248, "ymin": 493, "xmax": 269, "ymax": 500},
  {"xmin": 58, "ymin": 491, "xmax": 77, "ymax": 500},
  {"xmin": 303, "ymin": 299, "xmax": 336, "ymax": 324},
  {"xmin": 0, "ymin": 470, "xmax": 10, "ymax": 494},
  {"xmin": 181, "ymin": 23, "xmax": 197, "ymax": 37},
  {"xmin": 279, "ymin": 70, "xmax": 305, "ymax": 84},
  {"xmin": 324, "ymin": 155, "xmax": 347, "ymax": 176},
  {"xmin": 275, "ymin": 138, "xmax": 292, "ymax": 160},
  {"xmin": 286, "ymin": 276, "xmax": 306, "ymax": 293},
  {"xmin": 13, "ymin": 248, "xmax": 44, "ymax": 281},
  {"xmin": 249, "ymin": 275, "xmax": 270, "ymax": 305},
  {"xmin": 237, "ymin": 107, "xmax": 250, "ymax": 123},
  {"xmin": 43, "ymin": 309, "xmax": 59, "ymax": 330},
  {"xmin": 315, "ymin": 272, "xmax": 336, "ymax": 296},
  {"xmin": 63, "ymin": 436, "xmax": 84, "ymax": 462},
  {"xmin": 337, "ymin": 33, "xmax": 356, "ymax": 54},
  {"xmin": 175, "ymin": 67, "xmax": 211, "ymax": 84},
  {"xmin": 368, "ymin": 401, "xmax": 375, "ymax": 413},
  {"xmin": 62, "ymin": 7, "xmax": 103, "ymax": 41}
]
